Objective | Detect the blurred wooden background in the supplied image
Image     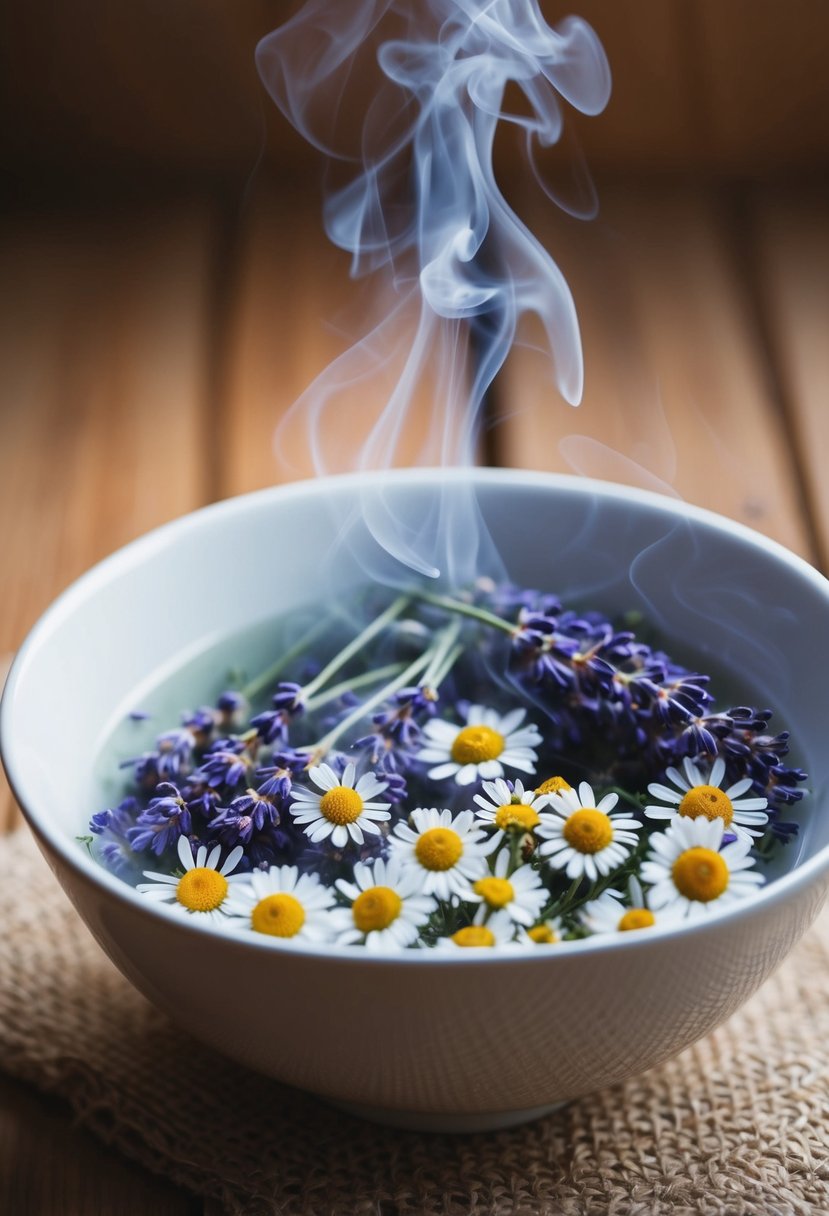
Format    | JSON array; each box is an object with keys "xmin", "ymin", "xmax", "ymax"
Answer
[
  {"xmin": 2, "ymin": 1, "xmax": 829, "ymax": 1211},
  {"xmin": 4, "ymin": 0, "xmax": 829, "ymax": 180}
]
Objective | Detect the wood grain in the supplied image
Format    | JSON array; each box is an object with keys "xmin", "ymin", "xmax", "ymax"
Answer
[
  {"xmin": 0, "ymin": 199, "xmax": 217, "ymax": 833},
  {"xmin": 219, "ymin": 175, "xmax": 468, "ymax": 497},
  {"xmin": 693, "ymin": 0, "xmax": 829, "ymax": 173},
  {"xmin": 1, "ymin": 180, "xmax": 828, "ymax": 1213},
  {"xmin": 752, "ymin": 186, "xmax": 829, "ymax": 571},
  {"xmin": 0, "ymin": 200, "xmax": 219, "ymax": 1209},
  {"xmin": 0, "ymin": 1074, "xmax": 197, "ymax": 1216},
  {"xmin": 4, "ymin": 2, "xmax": 829, "ymax": 177},
  {"xmin": 496, "ymin": 183, "xmax": 813, "ymax": 559},
  {"xmin": 0, "ymin": 200, "xmax": 216, "ymax": 657}
]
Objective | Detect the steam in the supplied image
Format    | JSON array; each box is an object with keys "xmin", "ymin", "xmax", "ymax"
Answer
[{"xmin": 256, "ymin": 1, "xmax": 610, "ymax": 581}]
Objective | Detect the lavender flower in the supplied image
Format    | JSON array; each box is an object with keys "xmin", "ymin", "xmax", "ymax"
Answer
[
  {"xmin": 127, "ymin": 782, "xmax": 192, "ymax": 856},
  {"xmin": 216, "ymin": 690, "xmax": 247, "ymax": 730},
  {"xmin": 182, "ymin": 707, "xmax": 216, "ymax": 745},
  {"xmin": 154, "ymin": 728, "xmax": 195, "ymax": 778},
  {"xmin": 250, "ymin": 707, "xmax": 292, "ymax": 746},
  {"xmin": 354, "ymin": 684, "xmax": 436, "ymax": 773},
  {"xmin": 94, "ymin": 580, "xmax": 808, "ymax": 944},
  {"xmin": 193, "ymin": 738, "xmax": 254, "ymax": 789},
  {"xmin": 90, "ymin": 797, "xmax": 139, "ymax": 874}
]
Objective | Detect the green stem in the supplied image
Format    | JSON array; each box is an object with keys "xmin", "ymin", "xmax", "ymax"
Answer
[
  {"xmin": 412, "ymin": 589, "xmax": 515, "ymax": 635},
  {"xmin": 242, "ymin": 618, "xmax": 329, "ymax": 702},
  {"xmin": 428, "ymin": 642, "xmax": 463, "ymax": 690},
  {"xmin": 543, "ymin": 875, "xmax": 583, "ymax": 920},
  {"xmin": 420, "ymin": 618, "xmax": 462, "ymax": 688},
  {"xmin": 311, "ymin": 647, "xmax": 433, "ymax": 758},
  {"xmin": 304, "ymin": 663, "xmax": 406, "ymax": 713},
  {"xmin": 301, "ymin": 595, "xmax": 411, "ymax": 701}
]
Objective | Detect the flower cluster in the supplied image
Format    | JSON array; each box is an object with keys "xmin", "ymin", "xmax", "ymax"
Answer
[{"xmin": 87, "ymin": 584, "xmax": 808, "ymax": 949}]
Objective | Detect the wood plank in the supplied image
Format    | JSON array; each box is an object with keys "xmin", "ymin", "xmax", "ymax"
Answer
[
  {"xmin": 537, "ymin": 0, "xmax": 703, "ymax": 172},
  {"xmin": 0, "ymin": 200, "xmax": 216, "ymax": 648},
  {"xmin": 0, "ymin": 1073, "xmax": 198, "ymax": 1216},
  {"xmin": 692, "ymin": 1, "xmax": 829, "ymax": 174},
  {"xmin": 0, "ymin": 653, "xmax": 14, "ymax": 834},
  {"xmin": 0, "ymin": 199, "xmax": 217, "ymax": 830},
  {"xmin": 495, "ymin": 183, "xmax": 812, "ymax": 559},
  {"xmin": 0, "ymin": 200, "xmax": 217, "ymax": 1214},
  {"xmin": 220, "ymin": 175, "xmax": 469, "ymax": 497},
  {"xmin": 5, "ymin": 2, "xmax": 829, "ymax": 181},
  {"xmin": 751, "ymin": 186, "xmax": 829, "ymax": 571}
]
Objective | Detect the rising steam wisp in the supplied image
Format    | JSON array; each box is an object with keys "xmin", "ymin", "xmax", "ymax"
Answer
[{"xmin": 257, "ymin": 1, "xmax": 610, "ymax": 582}]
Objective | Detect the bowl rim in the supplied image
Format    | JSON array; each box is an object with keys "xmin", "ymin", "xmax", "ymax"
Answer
[{"xmin": 3, "ymin": 466, "xmax": 829, "ymax": 965}]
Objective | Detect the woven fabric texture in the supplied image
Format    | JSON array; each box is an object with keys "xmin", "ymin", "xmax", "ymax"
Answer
[{"xmin": 1, "ymin": 828, "xmax": 828, "ymax": 1216}]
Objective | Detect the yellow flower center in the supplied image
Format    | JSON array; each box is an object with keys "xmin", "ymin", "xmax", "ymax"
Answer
[
  {"xmin": 176, "ymin": 867, "xmax": 228, "ymax": 912},
  {"xmin": 251, "ymin": 893, "xmax": 306, "ymax": 937},
  {"xmin": 415, "ymin": 827, "xmax": 463, "ymax": 871},
  {"xmin": 473, "ymin": 876, "xmax": 514, "ymax": 908},
  {"xmin": 352, "ymin": 886, "xmax": 402, "ymax": 933},
  {"xmin": 679, "ymin": 784, "xmax": 734, "ymax": 827},
  {"xmin": 319, "ymin": 785, "xmax": 364, "ymax": 825},
  {"xmin": 535, "ymin": 776, "xmax": 572, "ymax": 796},
  {"xmin": 451, "ymin": 925, "xmax": 496, "ymax": 947},
  {"xmin": 562, "ymin": 808, "xmax": 614, "ymax": 854},
  {"xmin": 672, "ymin": 847, "xmax": 729, "ymax": 902},
  {"xmin": 617, "ymin": 908, "xmax": 656, "ymax": 931},
  {"xmin": 450, "ymin": 724, "xmax": 504, "ymax": 765},
  {"xmin": 528, "ymin": 924, "xmax": 559, "ymax": 944},
  {"xmin": 494, "ymin": 803, "xmax": 541, "ymax": 832}
]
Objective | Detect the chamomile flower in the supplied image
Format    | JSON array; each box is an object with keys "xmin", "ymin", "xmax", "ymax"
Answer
[
  {"xmin": 521, "ymin": 916, "xmax": 564, "ymax": 945},
  {"xmin": 330, "ymin": 855, "xmax": 436, "ymax": 950},
  {"xmin": 289, "ymin": 762, "xmax": 391, "ymax": 847},
  {"xmin": 222, "ymin": 865, "xmax": 335, "ymax": 942},
  {"xmin": 137, "ymin": 835, "xmax": 244, "ymax": 923},
  {"xmin": 465, "ymin": 847, "xmax": 547, "ymax": 926},
  {"xmin": 645, "ymin": 755, "xmax": 768, "ymax": 843},
  {"xmin": 640, "ymin": 815, "xmax": 764, "ymax": 919},
  {"xmin": 534, "ymin": 775, "xmax": 572, "ymax": 798},
  {"xmin": 580, "ymin": 879, "xmax": 674, "ymax": 935},
  {"xmin": 472, "ymin": 778, "xmax": 549, "ymax": 845},
  {"xmin": 437, "ymin": 909, "xmax": 520, "ymax": 949},
  {"xmin": 390, "ymin": 807, "xmax": 495, "ymax": 899},
  {"xmin": 536, "ymin": 781, "xmax": 642, "ymax": 881},
  {"xmin": 417, "ymin": 704, "xmax": 541, "ymax": 786}
]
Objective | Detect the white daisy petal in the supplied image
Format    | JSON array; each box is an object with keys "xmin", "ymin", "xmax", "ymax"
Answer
[
  {"xmin": 644, "ymin": 756, "xmax": 768, "ymax": 844},
  {"xmin": 223, "ymin": 863, "xmax": 336, "ymax": 943},
  {"xmin": 220, "ymin": 845, "xmax": 245, "ymax": 875},
  {"xmin": 332, "ymin": 854, "xmax": 436, "ymax": 949},
  {"xmin": 390, "ymin": 805, "xmax": 494, "ymax": 903},
  {"xmin": 641, "ymin": 816, "xmax": 764, "ymax": 918},
  {"xmin": 177, "ymin": 834, "xmax": 195, "ymax": 870},
  {"xmin": 538, "ymin": 785, "xmax": 642, "ymax": 879},
  {"xmin": 415, "ymin": 702, "xmax": 542, "ymax": 786},
  {"xmin": 288, "ymin": 763, "xmax": 390, "ymax": 850},
  {"xmin": 456, "ymin": 764, "xmax": 481, "ymax": 785},
  {"xmin": 435, "ymin": 909, "xmax": 519, "ymax": 949},
  {"xmin": 647, "ymin": 783, "xmax": 683, "ymax": 804},
  {"xmin": 428, "ymin": 762, "xmax": 462, "ymax": 781},
  {"xmin": 139, "ymin": 841, "xmax": 243, "ymax": 920}
]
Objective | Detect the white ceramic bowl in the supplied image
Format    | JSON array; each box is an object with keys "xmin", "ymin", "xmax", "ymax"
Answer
[{"xmin": 3, "ymin": 469, "xmax": 829, "ymax": 1133}]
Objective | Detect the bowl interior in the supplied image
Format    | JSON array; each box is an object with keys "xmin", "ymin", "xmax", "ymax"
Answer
[{"xmin": 4, "ymin": 470, "xmax": 829, "ymax": 878}]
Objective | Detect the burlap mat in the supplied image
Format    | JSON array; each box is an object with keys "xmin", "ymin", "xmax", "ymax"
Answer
[{"xmin": 1, "ymin": 828, "xmax": 828, "ymax": 1216}]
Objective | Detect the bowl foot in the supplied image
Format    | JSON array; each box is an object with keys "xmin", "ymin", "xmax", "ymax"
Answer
[{"xmin": 326, "ymin": 1098, "xmax": 569, "ymax": 1134}]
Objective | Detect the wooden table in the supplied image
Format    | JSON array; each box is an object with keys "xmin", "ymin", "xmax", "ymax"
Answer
[{"xmin": 1, "ymin": 173, "xmax": 828, "ymax": 1211}]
